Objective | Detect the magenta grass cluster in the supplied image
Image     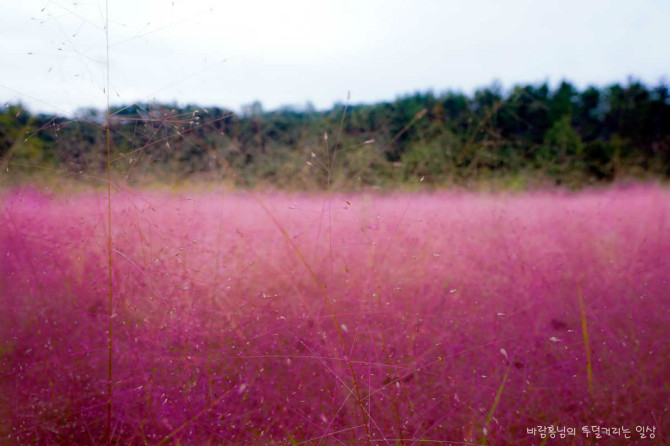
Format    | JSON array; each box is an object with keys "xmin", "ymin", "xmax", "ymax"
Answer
[{"xmin": 1, "ymin": 185, "xmax": 668, "ymax": 444}]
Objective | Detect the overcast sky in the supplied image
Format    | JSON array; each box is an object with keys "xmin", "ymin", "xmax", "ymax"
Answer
[{"xmin": 2, "ymin": 0, "xmax": 669, "ymax": 116}]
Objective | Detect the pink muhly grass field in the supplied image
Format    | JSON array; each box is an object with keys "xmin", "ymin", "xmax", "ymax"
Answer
[{"xmin": 1, "ymin": 185, "xmax": 668, "ymax": 444}]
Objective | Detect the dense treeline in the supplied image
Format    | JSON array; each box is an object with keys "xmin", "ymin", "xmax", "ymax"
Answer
[{"xmin": 1, "ymin": 79, "xmax": 669, "ymax": 189}]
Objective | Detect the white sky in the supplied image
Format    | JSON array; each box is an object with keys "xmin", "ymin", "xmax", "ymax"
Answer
[{"xmin": 1, "ymin": 0, "xmax": 669, "ymax": 116}]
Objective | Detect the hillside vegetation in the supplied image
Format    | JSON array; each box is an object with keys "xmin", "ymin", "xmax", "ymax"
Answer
[{"xmin": 2, "ymin": 80, "xmax": 669, "ymax": 189}]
